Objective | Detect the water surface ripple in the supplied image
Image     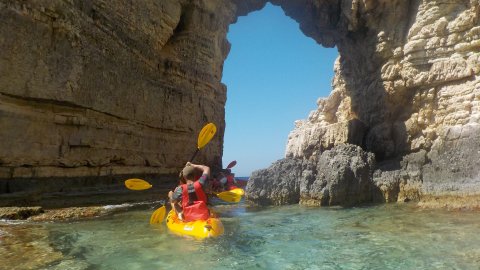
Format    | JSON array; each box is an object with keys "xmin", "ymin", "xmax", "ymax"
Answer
[{"xmin": 1, "ymin": 203, "xmax": 479, "ymax": 269}]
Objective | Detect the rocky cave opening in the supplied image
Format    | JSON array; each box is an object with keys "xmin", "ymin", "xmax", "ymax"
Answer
[{"xmin": 222, "ymin": 3, "xmax": 339, "ymax": 176}]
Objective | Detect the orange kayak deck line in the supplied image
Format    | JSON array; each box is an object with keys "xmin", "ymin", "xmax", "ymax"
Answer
[{"xmin": 165, "ymin": 210, "xmax": 224, "ymax": 239}]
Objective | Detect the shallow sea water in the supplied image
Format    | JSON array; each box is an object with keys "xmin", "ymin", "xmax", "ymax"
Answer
[{"xmin": 1, "ymin": 202, "xmax": 480, "ymax": 270}]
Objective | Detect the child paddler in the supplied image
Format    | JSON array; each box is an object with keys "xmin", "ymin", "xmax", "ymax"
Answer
[{"xmin": 168, "ymin": 162, "xmax": 210, "ymax": 222}]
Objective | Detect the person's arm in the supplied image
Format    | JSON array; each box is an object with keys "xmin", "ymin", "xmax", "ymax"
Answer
[
  {"xmin": 186, "ymin": 162, "xmax": 210, "ymax": 176},
  {"xmin": 186, "ymin": 162, "xmax": 210, "ymax": 186},
  {"xmin": 169, "ymin": 187, "xmax": 184, "ymax": 220},
  {"xmin": 171, "ymin": 186, "xmax": 182, "ymax": 202}
]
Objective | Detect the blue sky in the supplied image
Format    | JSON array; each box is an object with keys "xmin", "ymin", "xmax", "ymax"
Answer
[{"xmin": 221, "ymin": 3, "xmax": 338, "ymax": 176}]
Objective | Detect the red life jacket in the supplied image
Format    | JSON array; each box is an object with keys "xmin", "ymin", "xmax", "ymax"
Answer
[
  {"xmin": 181, "ymin": 181, "xmax": 209, "ymax": 222},
  {"xmin": 226, "ymin": 175, "xmax": 238, "ymax": 190}
]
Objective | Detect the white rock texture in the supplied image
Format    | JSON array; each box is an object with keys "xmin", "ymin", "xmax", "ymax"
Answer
[{"xmin": 284, "ymin": 0, "xmax": 480, "ymax": 208}]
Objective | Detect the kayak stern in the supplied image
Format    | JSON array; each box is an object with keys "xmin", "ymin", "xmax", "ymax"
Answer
[{"xmin": 166, "ymin": 210, "xmax": 224, "ymax": 239}]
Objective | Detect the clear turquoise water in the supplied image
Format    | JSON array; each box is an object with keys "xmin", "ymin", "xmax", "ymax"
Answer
[{"xmin": 2, "ymin": 203, "xmax": 480, "ymax": 270}]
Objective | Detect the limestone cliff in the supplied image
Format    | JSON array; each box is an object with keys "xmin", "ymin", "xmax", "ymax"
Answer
[
  {"xmin": 1, "ymin": 0, "xmax": 479, "ymax": 208},
  {"xmin": 248, "ymin": 0, "xmax": 480, "ymax": 209},
  {"xmin": 0, "ymin": 0, "xmax": 238, "ymax": 206}
]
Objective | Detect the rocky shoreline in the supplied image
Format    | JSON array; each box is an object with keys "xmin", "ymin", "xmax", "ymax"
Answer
[
  {"xmin": 0, "ymin": 201, "xmax": 161, "ymax": 222},
  {"xmin": 0, "ymin": 185, "xmax": 172, "ymax": 222},
  {"xmin": 1, "ymin": 0, "xmax": 479, "ymax": 212},
  {"xmin": 246, "ymin": 144, "xmax": 480, "ymax": 210}
]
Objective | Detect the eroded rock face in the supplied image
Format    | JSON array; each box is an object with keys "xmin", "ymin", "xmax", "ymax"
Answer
[
  {"xmin": 0, "ymin": 0, "xmax": 238, "ymax": 205},
  {"xmin": 246, "ymin": 144, "xmax": 376, "ymax": 206},
  {"xmin": 246, "ymin": 158, "xmax": 303, "ymax": 206},
  {"xmin": 300, "ymin": 144, "xmax": 376, "ymax": 206},
  {"xmin": 284, "ymin": 0, "xmax": 480, "ymax": 207},
  {"xmin": 1, "ymin": 0, "xmax": 479, "ymax": 208}
]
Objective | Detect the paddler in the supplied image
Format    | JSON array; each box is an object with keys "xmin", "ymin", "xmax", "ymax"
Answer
[
  {"xmin": 168, "ymin": 162, "xmax": 210, "ymax": 222},
  {"xmin": 217, "ymin": 168, "xmax": 238, "ymax": 191}
]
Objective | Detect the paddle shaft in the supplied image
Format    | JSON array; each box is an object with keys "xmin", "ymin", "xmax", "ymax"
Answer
[{"xmin": 189, "ymin": 148, "xmax": 200, "ymax": 163}]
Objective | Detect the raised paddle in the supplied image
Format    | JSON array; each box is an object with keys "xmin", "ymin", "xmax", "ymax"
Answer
[
  {"xmin": 124, "ymin": 178, "xmax": 152, "ymax": 191},
  {"xmin": 190, "ymin": 123, "xmax": 217, "ymax": 162},
  {"xmin": 150, "ymin": 123, "xmax": 217, "ymax": 224},
  {"xmin": 125, "ymin": 123, "xmax": 217, "ymax": 192},
  {"xmin": 226, "ymin": 160, "xmax": 237, "ymax": 169},
  {"xmin": 123, "ymin": 179, "xmax": 166, "ymax": 224}
]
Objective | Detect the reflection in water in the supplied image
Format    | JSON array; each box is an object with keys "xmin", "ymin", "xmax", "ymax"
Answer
[{"xmin": 1, "ymin": 203, "xmax": 480, "ymax": 269}]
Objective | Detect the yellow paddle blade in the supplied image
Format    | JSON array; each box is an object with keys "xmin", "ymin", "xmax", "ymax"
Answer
[
  {"xmin": 229, "ymin": 188, "xmax": 245, "ymax": 196},
  {"xmin": 197, "ymin": 123, "xmax": 216, "ymax": 149},
  {"xmin": 150, "ymin": 206, "xmax": 166, "ymax": 224},
  {"xmin": 216, "ymin": 191, "xmax": 241, "ymax": 203},
  {"xmin": 125, "ymin": 179, "xmax": 152, "ymax": 190}
]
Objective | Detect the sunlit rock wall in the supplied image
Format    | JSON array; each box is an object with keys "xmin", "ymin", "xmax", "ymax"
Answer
[
  {"xmin": 242, "ymin": 0, "xmax": 479, "ymax": 208},
  {"xmin": 283, "ymin": 0, "xmax": 480, "ymax": 208},
  {"xmin": 1, "ymin": 0, "xmax": 479, "ymax": 208},
  {"xmin": 0, "ymin": 0, "xmax": 237, "ymax": 205}
]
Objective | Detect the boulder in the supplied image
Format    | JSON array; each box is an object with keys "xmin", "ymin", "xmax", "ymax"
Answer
[
  {"xmin": 300, "ymin": 144, "xmax": 376, "ymax": 206},
  {"xmin": 246, "ymin": 158, "xmax": 303, "ymax": 206},
  {"xmin": 247, "ymin": 144, "xmax": 377, "ymax": 207}
]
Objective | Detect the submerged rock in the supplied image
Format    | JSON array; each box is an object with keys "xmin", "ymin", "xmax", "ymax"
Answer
[{"xmin": 0, "ymin": 225, "xmax": 64, "ymax": 269}]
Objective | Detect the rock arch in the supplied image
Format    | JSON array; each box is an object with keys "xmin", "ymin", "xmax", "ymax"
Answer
[
  {"xmin": 0, "ymin": 0, "xmax": 479, "ymax": 208},
  {"xmin": 239, "ymin": 0, "xmax": 480, "ymax": 208}
]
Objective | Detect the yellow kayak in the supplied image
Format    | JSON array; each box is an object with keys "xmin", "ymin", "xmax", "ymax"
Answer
[
  {"xmin": 165, "ymin": 210, "xmax": 224, "ymax": 239},
  {"xmin": 229, "ymin": 188, "xmax": 245, "ymax": 196}
]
